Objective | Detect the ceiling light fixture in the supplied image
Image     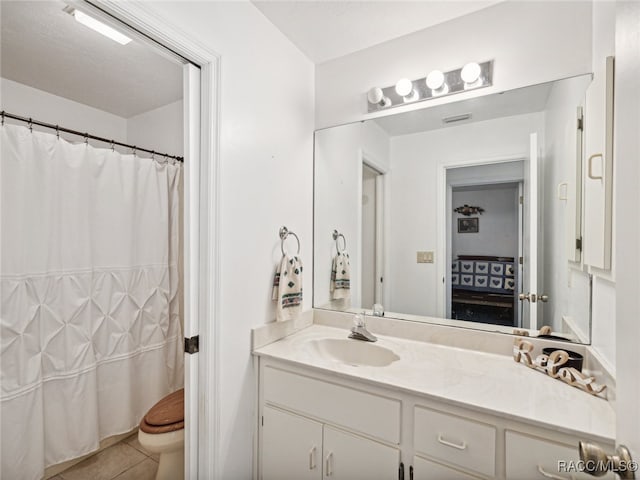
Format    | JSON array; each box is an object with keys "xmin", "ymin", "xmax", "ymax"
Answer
[
  {"xmin": 65, "ymin": 7, "xmax": 132, "ymax": 45},
  {"xmin": 365, "ymin": 60, "xmax": 493, "ymax": 113}
]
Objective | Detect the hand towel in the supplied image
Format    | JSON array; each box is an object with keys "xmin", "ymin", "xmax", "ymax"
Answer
[
  {"xmin": 272, "ymin": 254, "xmax": 303, "ymax": 321},
  {"xmin": 330, "ymin": 252, "xmax": 351, "ymax": 300}
]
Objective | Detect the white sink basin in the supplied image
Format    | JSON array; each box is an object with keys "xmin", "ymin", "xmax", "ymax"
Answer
[{"xmin": 307, "ymin": 338, "xmax": 400, "ymax": 367}]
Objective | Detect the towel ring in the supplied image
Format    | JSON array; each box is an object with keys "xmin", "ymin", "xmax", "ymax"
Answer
[
  {"xmin": 332, "ymin": 230, "xmax": 346, "ymax": 253},
  {"xmin": 279, "ymin": 226, "xmax": 300, "ymax": 256}
]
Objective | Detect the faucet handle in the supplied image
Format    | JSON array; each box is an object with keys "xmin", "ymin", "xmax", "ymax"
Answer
[{"xmin": 353, "ymin": 313, "xmax": 366, "ymax": 328}]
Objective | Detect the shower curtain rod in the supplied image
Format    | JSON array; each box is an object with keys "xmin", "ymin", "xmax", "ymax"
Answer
[{"xmin": 1, "ymin": 111, "xmax": 184, "ymax": 163}]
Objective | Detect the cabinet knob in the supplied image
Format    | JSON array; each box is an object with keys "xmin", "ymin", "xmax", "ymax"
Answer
[{"xmin": 578, "ymin": 441, "xmax": 636, "ymax": 479}]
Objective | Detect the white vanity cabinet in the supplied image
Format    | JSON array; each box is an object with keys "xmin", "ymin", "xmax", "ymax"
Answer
[
  {"xmin": 261, "ymin": 406, "xmax": 399, "ymax": 480},
  {"xmin": 256, "ymin": 357, "xmax": 614, "ymax": 480},
  {"xmin": 262, "ymin": 406, "xmax": 323, "ymax": 480},
  {"xmin": 259, "ymin": 365, "xmax": 401, "ymax": 479}
]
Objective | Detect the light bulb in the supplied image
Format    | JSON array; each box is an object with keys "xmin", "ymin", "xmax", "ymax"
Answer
[
  {"xmin": 426, "ymin": 70, "xmax": 445, "ymax": 91},
  {"xmin": 367, "ymin": 87, "xmax": 391, "ymax": 107},
  {"xmin": 461, "ymin": 62, "xmax": 481, "ymax": 84},
  {"xmin": 395, "ymin": 78, "xmax": 414, "ymax": 97},
  {"xmin": 367, "ymin": 87, "xmax": 383, "ymax": 104}
]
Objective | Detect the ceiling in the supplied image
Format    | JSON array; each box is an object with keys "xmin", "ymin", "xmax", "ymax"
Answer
[
  {"xmin": 252, "ymin": 1, "xmax": 504, "ymax": 64},
  {"xmin": 1, "ymin": 1, "xmax": 183, "ymax": 118}
]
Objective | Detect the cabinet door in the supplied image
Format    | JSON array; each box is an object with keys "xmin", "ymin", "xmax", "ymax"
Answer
[
  {"xmin": 583, "ymin": 56, "xmax": 614, "ymax": 270},
  {"xmin": 505, "ymin": 431, "xmax": 615, "ymax": 480},
  {"xmin": 412, "ymin": 456, "xmax": 483, "ymax": 480},
  {"xmin": 261, "ymin": 406, "xmax": 323, "ymax": 480},
  {"xmin": 323, "ymin": 425, "xmax": 399, "ymax": 480}
]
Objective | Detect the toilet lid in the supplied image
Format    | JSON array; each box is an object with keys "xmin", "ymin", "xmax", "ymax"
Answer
[{"xmin": 144, "ymin": 388, "xmax": 184, "ymax": 427}]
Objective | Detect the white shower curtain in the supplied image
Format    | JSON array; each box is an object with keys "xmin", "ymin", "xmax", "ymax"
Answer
[{"xmin": 0, "ymin": 124, "xmax": 184, "ymax": 480}]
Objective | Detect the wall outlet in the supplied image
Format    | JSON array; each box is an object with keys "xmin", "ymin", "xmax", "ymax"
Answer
[{"xmin": 417, "ymin": 251, "xmax": 434, "ymax": 263}]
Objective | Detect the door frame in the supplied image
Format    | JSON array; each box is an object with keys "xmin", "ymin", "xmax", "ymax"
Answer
[
  {"xmin": 436, "ymin": 155, "xmax": 526, "ymax": 318},
  {"xmin": 78, "ymin": 2, "xmax": 222, "ymax": 478},
  {"xmin": 358, "ymin": 149, "xmax": 390, "ymax": 310}
]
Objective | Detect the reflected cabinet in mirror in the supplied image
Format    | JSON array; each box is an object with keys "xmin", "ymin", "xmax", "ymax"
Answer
[{"xmin": 313, "ymin": 74, "xmax": 595, "ymax": 344}]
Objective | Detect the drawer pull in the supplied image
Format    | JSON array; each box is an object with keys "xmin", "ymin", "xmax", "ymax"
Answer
[
  {"xmin": 537, "ymin": 465, "xmax": 572, "ymax": 480},
  {"xmin": 437, "ymin": 434, "xmax": 467, "ymax": 450},
  {"xmin": 588, "ymin": 153, "xmax": 604, "ymax": 180},
  {"xmin": 325, "ymin": 452, "xmax": 333, "ymax": 476},
  {"xmin": 309, "ymin": 446, "xmax": 316, "ymax": 470}
]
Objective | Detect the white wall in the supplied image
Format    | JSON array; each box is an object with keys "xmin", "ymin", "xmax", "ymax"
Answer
[
  {"xmin": 314, "ymin": 121, "xmax": 390, "ymax": 310},
  {"xmin": 0, "ymin": 77, "xmax": 127, "ymax": 141},
  {"xmin": 141, "ymin": 3, "xmax": 315, "ymax": 479},
  {"xmin": 587, "ymin": 0, "xmax": 616, "ymax": 372},
  {"xmin": 1, "ymin": 78, "xmax": 184, "ymax": 160},
  {"xmin": 388, "ymin": 113, "xmax": 542, "ymax": 316},
  {"xmin": 452, "ymin": 186, "xmax": 519, "ymax": 259},
  {"xmin": 127, "ymin": 100, "xmax": 184, "ymax": 157},
  {"xmin": 541, "ymin": 75, "xmax": 592, "ymax": 340},
  {"xmin": 315, "ymin": 1, "xmax": 592, "ymax": 128}
]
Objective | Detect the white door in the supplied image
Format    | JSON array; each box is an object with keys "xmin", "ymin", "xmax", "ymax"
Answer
[
  {"xmin": 323, "ymin": 425, "xmax": 399, "ymax": 480},
  {"xmin": 261, "ymin": 406, "xmax": 323, "ymax": 480},
  {"xmin": 614, "ymin": 0, "xmax": 640, "ymax": 467},
  {"xmin": 521, "ymin": 133, "xmax": 539, "ymax": 330},
  {"xmin": 183, "ymin": 62, "xmax": 200, "ymax": 480}
]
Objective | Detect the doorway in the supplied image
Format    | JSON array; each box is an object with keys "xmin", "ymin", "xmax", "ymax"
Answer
[
  {"xmin": 443, "ymin": 161, "xmax": 525, "ymax": 327},
  {"xmin": 0, "ymin": 2, "xmax": 219, "ymax": 479},
  {"xmin": 361, "ymin": 163, "xmax": 385, "ymax": 309}
]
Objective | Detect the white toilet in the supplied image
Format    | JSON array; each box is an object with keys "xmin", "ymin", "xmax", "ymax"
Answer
[{"xmin": 138, "ymin": 388, "xmax": 185, "ymax": 480}]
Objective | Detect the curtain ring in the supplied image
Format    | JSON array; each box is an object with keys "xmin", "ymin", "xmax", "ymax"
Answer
[
  {"xmin": 151, "ymin": 150, "xmax": 155, "ymax": 161},
  {"xmin": 84, "ymin": 133, "xmax": 88, "ymax": 145},
  {"xmin": 133, "ymin": 146, "xmax": 137, "ymax": 156},
  {"xmin": 28, "ymin": 118, "xmax": 33, "ymax": 133},
  {"xmin": 110, "ymin": 140, "xmax": 115, "ymax": 152},
  {"xmin": 1, "ymin": 111, "xmax": 5, "ymax": 127},
  {"xmin": 55, "ymin": 125, "xmax": 60, "ymax": 139}
]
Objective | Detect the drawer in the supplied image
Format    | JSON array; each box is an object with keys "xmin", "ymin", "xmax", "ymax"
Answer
[
  {"xmin": 412, "ymin": 455, "xmax": 484, "ymax": 480},
  {"xmin": 263, "ymin": 366, "xmax": 401, "ymax": 443},
  {"xmin": 505, "ymin": 431, "xmax": 615, "ymax": 480},
  {"xmin": 414, "ymin": 406, "xmax": 496, "ymax": 477}
]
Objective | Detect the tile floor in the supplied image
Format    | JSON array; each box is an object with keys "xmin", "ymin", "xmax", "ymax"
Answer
[{"xmin": 48, "ymin": 433, "xmax": 158, "ymax": 480}]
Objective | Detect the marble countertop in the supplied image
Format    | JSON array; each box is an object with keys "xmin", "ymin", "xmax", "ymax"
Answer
[{"xmin": 253, "ymin": 324, "xmax": 615, "ymax": 442}]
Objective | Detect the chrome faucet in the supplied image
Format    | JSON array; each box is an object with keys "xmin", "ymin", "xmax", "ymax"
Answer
[{"xmin": 348, "ymin": 313, "xmax": 377, "ymax": 342}]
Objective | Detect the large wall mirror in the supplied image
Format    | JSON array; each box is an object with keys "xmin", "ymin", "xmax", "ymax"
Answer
[{"xmin": 313, "ymin": 74, "xmax": 594, "ymax": 344}]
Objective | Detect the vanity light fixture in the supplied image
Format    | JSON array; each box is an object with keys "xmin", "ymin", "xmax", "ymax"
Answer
[
  {"xmin": 366, "ymin": 60, "xmax": 493, "ymax": 113},
  {"xmin": 395, "ymin": 78, "xmax": 418, "ymax": 102},
  {"xmin": 367, "ymin": 87, "xmax": 391, "ymax": 108},
  {"xmin": 63, "ymin": 6, "xmax": 132, "ymax": 45}
]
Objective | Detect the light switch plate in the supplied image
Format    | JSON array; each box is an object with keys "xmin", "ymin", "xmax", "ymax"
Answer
[{"xmin": 417, "ymin": 251, "xmax": 434, "ymax": 263}]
